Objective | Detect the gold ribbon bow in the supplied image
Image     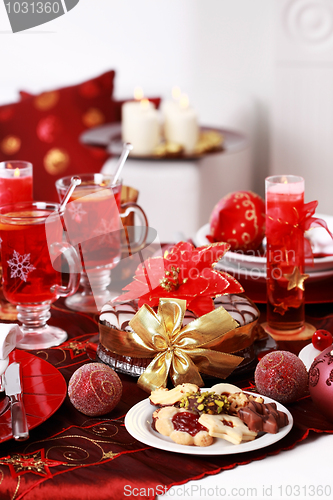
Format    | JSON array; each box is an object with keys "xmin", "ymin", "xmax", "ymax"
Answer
[{"xmin": 99, "ymin": 298, "xmax": 244, "ymax": 392}]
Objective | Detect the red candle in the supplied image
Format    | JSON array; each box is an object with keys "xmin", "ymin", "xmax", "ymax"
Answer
[
  {"xmin": 0, "ymin": 161, "xmax": 33, "ymax": 205},
  {"xmin": 265, "ymin": 175, "xmax": 306, "ymax": 331}
]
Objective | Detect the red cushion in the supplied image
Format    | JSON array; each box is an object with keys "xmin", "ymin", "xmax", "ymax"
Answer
[{"xmin": 0, "ymin": 70, "xmax": 116, "ymax": 202}]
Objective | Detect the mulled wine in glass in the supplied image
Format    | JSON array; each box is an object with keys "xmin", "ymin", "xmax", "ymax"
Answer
[
  {"xmin": 0, "ymin": 201, "xmax": 80, "ymax": 349},
  {"xmin": 55, "ymin": 173, "xmax": 148, "ymax": 313}
]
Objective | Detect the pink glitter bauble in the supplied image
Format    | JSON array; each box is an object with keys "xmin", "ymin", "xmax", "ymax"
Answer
[
  {"xmin": 68, "ymin": 362, "xmax": 122, "ymax": 416},
  {"xmin": 309, "ymin": 345, "xmax": 333, "ymax": 421},
  {"xmin": 255, "ymin": 350, "xmax": 308, "ymax": 404}
]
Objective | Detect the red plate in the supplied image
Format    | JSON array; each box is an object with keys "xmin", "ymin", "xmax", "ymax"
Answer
[{"xmin": 0, "ymin": 349, "xmax": 67, "ymax": 443}]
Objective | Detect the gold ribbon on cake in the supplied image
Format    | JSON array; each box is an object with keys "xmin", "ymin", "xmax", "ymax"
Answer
[{"xmin": 99, "ymin": 298, "xmax": 244, "ymax": 392}]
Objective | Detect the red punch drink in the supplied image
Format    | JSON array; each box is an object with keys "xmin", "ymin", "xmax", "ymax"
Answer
[
  {"xmin": 55, "ymin": 173, "xmax": 148, "ymax": 314},
  {"xmin": 60, "ymin": 181, "xmax": 122, "ymax": 271},
  {"xmin": 265, "ymin": 176, "xmax": 305, "ymax": 331},
  {"xmin": 0, "ymin": 205, "xmax": 62, "ymax": 305}
]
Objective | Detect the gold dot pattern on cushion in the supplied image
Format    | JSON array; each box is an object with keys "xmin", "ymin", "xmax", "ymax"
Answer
[
  {"xmin": 44, "ymin": 148, "xmax": 70, "ymax": 175},
  {"xmin": 82, "ymin": 108, "xmax": 105, "ymax": 128},
  {"xmin": 1, "ymin": 135, "xmax": 21, "ymax": 155},
  {"xmin": 37, "ymin": 116, "xmax": 62, "ymax": 143},
  {"xmin": 34, "ymin": 91, "xmax": 60, "ymax": 111}
]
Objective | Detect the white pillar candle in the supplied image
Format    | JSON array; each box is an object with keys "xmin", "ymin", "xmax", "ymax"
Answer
[
  {"xmin": 121, "ymin": 99, "xmax": 161, "ymax": 156},
  {"xmin": 164, "ymin": 94, "xmax": 199, "ymax": 154},
  {"xmin": 161, "ymin": 86, "xmax": 182, "ymax": 123}
]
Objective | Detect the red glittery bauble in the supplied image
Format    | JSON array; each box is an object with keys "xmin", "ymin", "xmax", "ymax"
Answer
[
  {"xmin": 209, "ymin": 191, "xmax": 265, "ymax": 251},
  {"xmin": 68, "ymin": 362, "xmax": 122, "ymax": 416},
  {"xmin": 309, "ymin": 345, "xmax": 333, "ymax": 421},
  {"xmin": 255, "ymin": 351, "xmax": 308, "ymax": 404}
]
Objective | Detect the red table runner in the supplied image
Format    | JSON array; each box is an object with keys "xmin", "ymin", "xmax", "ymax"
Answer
[{"xmin": 0, "ymin": 299, "xmax": 333, "ymax": 500}]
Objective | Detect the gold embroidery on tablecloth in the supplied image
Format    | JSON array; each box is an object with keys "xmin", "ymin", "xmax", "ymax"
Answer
[
  {"xmin": 12, "ymin": 475, "xmax": 20, "ymax": 500},
  {"xmin": 103, "ymin": 451, "xmax": 118, "ymax": 460},
  {"xmin": 0, "ymin": 450, "xmax": 64, "ymax": 477},
  {"xmin": 21, "ymin": 429, "xmax": 123, "ymax": 469}
]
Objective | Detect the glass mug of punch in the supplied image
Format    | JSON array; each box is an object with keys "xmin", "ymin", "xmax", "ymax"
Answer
[
  {"xmin": 0, "ymin": 201, "xmax": 81, "ymax": 350},
  {"xmin": 55, "ymin": 173, "xmax": 149, "ymax": 313}
]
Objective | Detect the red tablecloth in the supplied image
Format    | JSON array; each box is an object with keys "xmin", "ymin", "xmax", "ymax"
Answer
[{"xmin": 0, "ymin": 299, "xmax": 333, "ymax": 500}]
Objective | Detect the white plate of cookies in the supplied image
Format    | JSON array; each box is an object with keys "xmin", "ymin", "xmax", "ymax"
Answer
[{"xmin": 124, "ymin": 383, "xmax": 293, "ymax": 455}]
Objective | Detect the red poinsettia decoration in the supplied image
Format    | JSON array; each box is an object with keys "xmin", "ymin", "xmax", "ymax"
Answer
[{"xmin": 115, "ymin": 241, "xmax": 244, "ymax": 317}]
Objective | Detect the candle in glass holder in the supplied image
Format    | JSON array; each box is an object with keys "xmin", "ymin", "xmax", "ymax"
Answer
[
  {"xmin": 265, "ymin": 175, "xmax": 307, "ymax": 332},
  {"xmin": 0, "ymin": 161, "xmax": 33, "ymax": 205}
]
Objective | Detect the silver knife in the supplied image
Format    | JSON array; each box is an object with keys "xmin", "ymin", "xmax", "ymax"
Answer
[{"xmin": 4, "ymin": 362, "xmax": 29, "ymax": 441}]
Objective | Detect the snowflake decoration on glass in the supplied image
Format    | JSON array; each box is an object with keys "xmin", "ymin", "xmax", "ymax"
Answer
[
  {"xmin": 93, "ymin": 219, "xmax": 118, "ymax": 244},
  {"xmin": 8, "ymin": 250, "xmax": 36, "ymax": 282},
  {"xmin": 67, "ymin": 202, "xmax": 87, "ymax": 223}
]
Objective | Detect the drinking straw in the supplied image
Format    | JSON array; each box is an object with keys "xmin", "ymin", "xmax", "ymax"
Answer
[
  {"xmin": 59, "ymin": 176, "xmax": 82, "ymax": 213},
  {"xmin": 112, "ymin": 143, "xmax": 133, "ymax": 185}
]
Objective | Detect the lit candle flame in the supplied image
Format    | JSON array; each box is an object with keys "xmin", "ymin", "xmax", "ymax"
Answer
[
  {"xmin": 281, "ymin": 176, "xmax": 288, "ymax": 184},
  {"xmin": 179, "ymin": 93, "xmax": 189, "ymax": 109},
  {"xmin": 134, "ymin": 87, "xmax": 144, "ymax": 101},
  {"xmin": 140, "ymin": 98, "xmax": 150, "ymax": 110},
  {"xmin": 14, "ymin": 168, "xmax": 20, "ymax": 178},
  {"xmin": 172, "ymin": 86, "xmax": 181, "ymax": 100}
]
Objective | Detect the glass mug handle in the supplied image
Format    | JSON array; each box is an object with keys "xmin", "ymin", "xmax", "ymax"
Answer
[
  {"xmin": 49, "ymin": 242, "xmax": 81, "ymax": 298},
  {"xmin": 120, "ymin": 202, "xmax": 149, "ymax": 253}
]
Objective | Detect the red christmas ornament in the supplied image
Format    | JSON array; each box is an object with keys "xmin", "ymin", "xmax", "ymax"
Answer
[
  {"xmin": 208, "ymin": 191, "xmax": 265, "ymax": 251},
  {"xmin": 312, "ymin": 330, "xmax": 333, "ymax": 351},
  {"xmin": 309, "ymin": 346, "xmax": 333, "ymax": 421},
  {"xmin": 68, "ymin": 362, "xmax": 122, "ymax": 416},
  {"xmin": 254, "ymin": 351, "xmax": 308, "ymax": 404}
]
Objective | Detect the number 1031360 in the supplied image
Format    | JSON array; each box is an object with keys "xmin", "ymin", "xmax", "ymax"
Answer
[
  {"xmin": 5, "ymin": 2, "xmax": 61, "ymax": 14},
  {"xmin": 277, "ymin": 484, "xmax": 332, "ymax": 496}
]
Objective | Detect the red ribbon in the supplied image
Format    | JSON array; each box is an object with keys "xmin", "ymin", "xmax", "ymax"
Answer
[{"xmin": 267, "ymin": 200, "xmax": 333, "ymax": 266}]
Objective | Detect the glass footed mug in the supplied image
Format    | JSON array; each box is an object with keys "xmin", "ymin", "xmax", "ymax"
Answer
[
  {"xmin": 55, "ymin": 173, "xmax": 149, "ymax": 313},
  {"xmin": 0, "ymin": 202, "xmax": 80, "ymax": 350}
]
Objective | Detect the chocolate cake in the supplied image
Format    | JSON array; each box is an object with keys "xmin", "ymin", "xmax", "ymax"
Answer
[{"xmin": 97, "ymin": 294, "xmax": 260, "ymax": 377}]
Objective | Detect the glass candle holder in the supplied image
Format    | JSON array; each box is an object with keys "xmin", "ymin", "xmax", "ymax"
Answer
[
  {"xmin": 265, "ymin": 175, "xmax": 307, "ymax": 333},
  {"xmin": 0, "ymin": 161, "xmax": 33, "ymax": 205}
]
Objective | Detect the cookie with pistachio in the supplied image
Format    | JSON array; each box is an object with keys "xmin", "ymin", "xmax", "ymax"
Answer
[{"xmin": 178, "ymin": 391, "xmax": 230, "ymax": 415}]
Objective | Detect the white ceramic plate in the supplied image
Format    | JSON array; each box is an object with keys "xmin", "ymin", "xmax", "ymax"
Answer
[
  {"xmin": 194, "ymin": 214, "xmax": 333, "ymax": 276},
  {"xmin": 125, "ymin": 391, "xmax": 293, "ymax": 456},
  {"xmin": 298, "ymin": 344, "xmax": 322, "ymax": 371},
  {"xmin": 214, "ymin": 260, "xmax": 333, "ymax": 283}
]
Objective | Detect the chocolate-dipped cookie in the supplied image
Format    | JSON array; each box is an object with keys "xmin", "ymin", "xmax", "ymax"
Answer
[{"xmin": 238, "ymin": 401, "xmax": 289, "ymax": 434}]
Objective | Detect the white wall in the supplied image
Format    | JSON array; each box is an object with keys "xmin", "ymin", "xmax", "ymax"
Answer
[
  {"xmin": 0, "ymin": 0, "xmax": 275, "ymax": 200},
  {"xmin": 270, "ymin": 0, "xmax": 333, "ymax": 214}
]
